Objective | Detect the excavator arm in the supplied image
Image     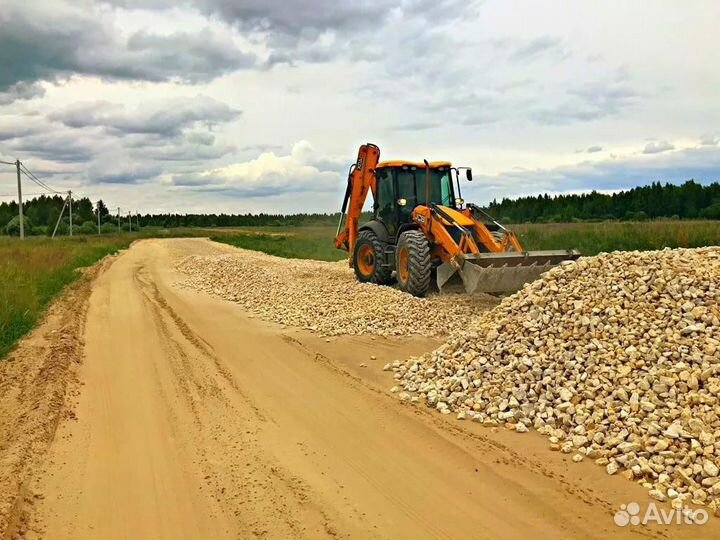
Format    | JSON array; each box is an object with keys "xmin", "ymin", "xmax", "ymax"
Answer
[{"xmin": 334, "ymin": 143, "xmax": 381, "ymax": 256}]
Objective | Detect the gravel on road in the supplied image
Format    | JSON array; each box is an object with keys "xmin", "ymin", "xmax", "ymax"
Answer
[
  {"xmin": 391, "ymin": 247, "xmax": 720, "ymax": 517},
  {"xmin": 176, "ymin": 248, "xmax": 496, "ymax": 337}
]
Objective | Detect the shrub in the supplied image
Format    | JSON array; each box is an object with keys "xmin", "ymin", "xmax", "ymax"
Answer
[
  {"xmin": 79, "ymin": 221, "xmax": 98, "ymax": 234},
  {"xmin": 5, "ymin": 215, "xmax": 33, "ymax": 236},
  {"xmin": 700, "ymin": 203, "xmax": 720, "ymax": 220},
  {"xmin": 100, "ymin": 222, "xmax": 117, "ymax": 234}
]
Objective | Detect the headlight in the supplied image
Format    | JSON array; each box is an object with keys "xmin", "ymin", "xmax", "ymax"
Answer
[{"xmin": 455, "ymin": 198, "xmax": 464, "ymax": 207}]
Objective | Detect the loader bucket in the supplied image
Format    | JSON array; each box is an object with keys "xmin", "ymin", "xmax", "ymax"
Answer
[{"xmin": 437, "ymin": 250, "xmax": 581, "ymax": 294}]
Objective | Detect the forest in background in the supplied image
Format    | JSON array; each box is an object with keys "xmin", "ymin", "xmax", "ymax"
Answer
[
  {"xmin": 1, "ymin": 179, "xmax": 719, "ymax": 235},
  {"xmin": 486, "ymin": 180, "xmax": 720, "ymax": 222}
]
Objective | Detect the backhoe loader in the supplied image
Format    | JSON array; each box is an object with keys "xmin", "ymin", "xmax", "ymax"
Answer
[{"xmin": 334, "ymin": 143, "xmax": 580, "ymax": 297}]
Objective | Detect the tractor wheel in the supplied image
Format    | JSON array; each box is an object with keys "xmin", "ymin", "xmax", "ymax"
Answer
[
  {"xmin": 352, "ymin": 230, "xmax": 393, "ymax": 285},
  {"xmin": 395, "ymin": 230, "xmax": 432, "ymax": 297}
]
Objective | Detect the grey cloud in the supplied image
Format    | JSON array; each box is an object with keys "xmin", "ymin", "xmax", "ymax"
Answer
[
  {"xmin": 181, "ymin": 0, "xmax": 395, "ymax": 36},
  {"xmin": 239, "ymin": 143, "xmax": 285, "ymax": 154},
  {"xmin": 185, "ymin": 132, "xmax": 216, "ymax": 146},
  {"xmin": 108, "ymin": 0, "xmax": 394, "ymax": 39},
  {"xmin": 88, "ymin": 163, "xmax": 162, "ymax": 184},
  {"xmin": 510, "ymin": 36, "xmax": 565, "ymax": 62},
  {"xmin": 0, "ymin": 123, "xmax": 44, "ymax": 141},
  {"xmin": 587, "ymin": 145, "xmax": 603, "ymax": 153},
  {"xmin": 9, "ymin": 131, "xmax": 96, "ymax": 163},
  {"xmin": 700, "ymin": 134, "xmax": 719, "ymax": 146},
  {"xmin": 461, "ymin": 112, "xmax": 500, "ymax": 126},
  {"xmin": 109, "ymin": 0, "xmax": 473, "ymax": 67},
  {"xmin": 142, "ymin": 142, "xmax": 236, "ymax": 162},
  {"xmin": 169, "ymin": 172, "xmax": 227, "ymax": 187},
  {"xmin": 3, "ymin": 101, "xmax": 237, "ymax": 183},
  {"xmin": 111, "ymin": 0, "xmax": 475, "ymax": 35},
  {"xmin": 171, "ymin": 181, "xmax": 335, "ymax": 199},
  {"xmin": 50, "ymin": 96, "xmax": 240, "ymax": 136},
  {"xmin": 533, "ymin": 82, "xmax": 638, "ymax": 125},
  {"xmin": 391, "ymin": 122, "xmax": 440, "ymax": 131},
  {"xmin": 643, "ymin": 140, "xmax": 675, "ymax": 154},
  {"xmin": 0, "ymin": 82, "xmax": 46, "ymax": 105},
  {"xmin": 0, "ymin": 3, "xmax": 257, "ymax": 91}
]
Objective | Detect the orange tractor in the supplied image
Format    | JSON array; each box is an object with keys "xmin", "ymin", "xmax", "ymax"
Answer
[{"xmin": 334, "ymin": 143, "xmax": 579, "ymax": 296}]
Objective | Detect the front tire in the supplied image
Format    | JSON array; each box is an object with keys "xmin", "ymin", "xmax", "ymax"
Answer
[
  {"xmin": 352, "ymin": 230, "xmax": 393, "ymax": 285},
  {"xmin": 395, "ymin": 230, "xmax": 431, "ymax": 297}
]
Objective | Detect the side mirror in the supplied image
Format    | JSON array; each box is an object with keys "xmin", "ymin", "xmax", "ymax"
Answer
[
  {"xmin": 466, "ymin": 169, "xmax": 473, "ymax": 181},
  {"xmin": 397, "ymin": 198, "xmax": 407, "ymax": 207}
]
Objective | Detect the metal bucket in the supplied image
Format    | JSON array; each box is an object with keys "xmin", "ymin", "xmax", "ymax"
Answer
[{"xmin": 436, "ymin": 250, "xmax": 581, "ymax": 294}]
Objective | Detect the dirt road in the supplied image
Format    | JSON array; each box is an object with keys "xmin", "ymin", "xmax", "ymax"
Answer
[{"xmin": 3, "ymin": 239, "xmax": 715, "ymax": 540}]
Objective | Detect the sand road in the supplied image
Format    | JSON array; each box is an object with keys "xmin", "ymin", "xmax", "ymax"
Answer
[{"xmin": 2, "ymin": 238, "xmax": 714, "ymax": 540}]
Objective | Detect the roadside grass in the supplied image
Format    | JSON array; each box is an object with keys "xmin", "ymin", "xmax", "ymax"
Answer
[
  {"xmin": 211, "ymin": 226, "xmax": 347, "ymax": 262},
  {"xmin": 212, "ymin": 220, "xmax": 720, "ymax": 261},
  {"xmin": 0, "ymin": 235, "xmax": 139, "ymax": 358},
  {"xmin": 513, "ymin": 220, "xmax": 720, "ymax": 254}
]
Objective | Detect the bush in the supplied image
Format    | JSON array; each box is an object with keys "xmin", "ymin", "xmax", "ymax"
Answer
[
  {"xmin": 100, "ymin": 222, "xmax": 117, "ymax": 234},
  {"xmin": 31, "ymin": 226, "xmax": 48, "ymax": 236},
  {"xmin": 623, "ymin": 211, "xmax": 649, "ymax": 221},
  {"xmin": 80, "ymin": 221, "xmax": 98, "ymax": 234},
  {"xmin": 5, "ymin": 215, "xmax": 33, "ymax": 236},
  {"xmin": 48, "ymin": 220, "xmax": 68, "ymax": 236},
  {"xmin": 700, "ymin": 203, "xmax": 720, "ymax": 220}
]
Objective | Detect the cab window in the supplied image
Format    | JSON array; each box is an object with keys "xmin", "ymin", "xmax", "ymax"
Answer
[
  {"xmin": 397, "ymin": 169, "xmax": 417, "ymax": 221},
  {"xmin": 439, "ymin": 170, "xmax": 452, "ymax": 206},
  {"xmin": 375, "ymin": 169, "xmax": 395, "ymax": 228}
]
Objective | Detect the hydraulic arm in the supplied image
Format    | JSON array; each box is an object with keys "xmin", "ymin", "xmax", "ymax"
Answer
[{"xmin": 334, "ymin": 143, "xmax": 381, "ymax": 256}]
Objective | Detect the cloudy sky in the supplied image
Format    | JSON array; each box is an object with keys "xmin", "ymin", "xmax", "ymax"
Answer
[{"xmin": 0, "ymin": 0, "xmax": 718, "ymax": 214}]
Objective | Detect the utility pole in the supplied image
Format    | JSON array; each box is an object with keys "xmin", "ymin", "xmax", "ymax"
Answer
[
  {"xmin": 97, "ymin": 205, "xmax": 101, "ymax": 234},
  {"xmin": 51, "ymin": 194, "xmax": 69, "ymax": 239},
  {"xmin": 15, "ymin": 160, "xmax": 24, "ymax": 240},
  {"xmin": 136, "ymin": 212, "xmax": 140, "ymax": 231},
  {"xmin": 117, "ymin": 207, "xmax": 121, "ymax": 233},
  {"xmin": 128, "ymin": 211, "xmax": 132, "ymax": 232},
  {"xmin": 68, "ymin": 191, "xmax": 73, "ymax": 237}
]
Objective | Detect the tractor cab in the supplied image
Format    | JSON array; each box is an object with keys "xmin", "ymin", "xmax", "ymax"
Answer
[{"xmin": 373, "ymin": 161, "xmax": 469, "ymax": 236}]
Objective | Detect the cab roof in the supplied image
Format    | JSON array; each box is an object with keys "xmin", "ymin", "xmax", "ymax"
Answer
[{"xmin": 376, "ymin": 160, "xmax": 452, "ymax": 169}]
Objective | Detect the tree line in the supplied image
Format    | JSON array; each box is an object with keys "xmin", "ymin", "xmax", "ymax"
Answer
[
  {"xmin": 0, "ymin": 194, "xmax": 348, "ymax": 235},
  {"xmin": 1, "ymin": 179, "xmax": 719, "ymax": 235},
  {"xmin": 486, "ymin": 180, "xmax": 720, "ymax": 223}
]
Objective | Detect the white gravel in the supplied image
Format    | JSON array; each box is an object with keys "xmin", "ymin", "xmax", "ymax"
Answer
[
  {"xmin": 176, "ymin": 248, "xmax": 495, "ymax": 337},
  {"xmin": 391, "ymin": 247, "xmax": 720, "ymax": 515}
]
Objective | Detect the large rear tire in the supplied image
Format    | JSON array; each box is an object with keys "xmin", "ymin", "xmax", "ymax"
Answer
[
  {"xmin": 352, "ymin": 230, "xmax": 393, "ymax": 285},
  {"xmin": 395, "ymin": 230, "xmax": 431, "ymax": 297}
]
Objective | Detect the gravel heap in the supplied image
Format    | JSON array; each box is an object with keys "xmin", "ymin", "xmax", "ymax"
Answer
[
  {"xmin": 176, "ymin": 249, "xmax": 494, "ymax": 337},
  {"xmin": 390, "ymin": 247, "xmax": 720, "ymax": 515}
]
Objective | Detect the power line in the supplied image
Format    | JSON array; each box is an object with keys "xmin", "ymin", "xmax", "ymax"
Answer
[
  {"xmin": 19, "ymin": 162, "xmax": 63, "ymax": 194},
  {"xmin": 0, "ymin": 159, "xmax": 15, "ymax": 166},
  {"xmin": 0, "ymin": 191, "xmax": 53, "ymax": 198}
]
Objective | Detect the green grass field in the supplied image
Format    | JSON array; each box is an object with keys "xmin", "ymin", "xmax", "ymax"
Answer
[
  {"xmin": 212, "ymin": 226, "xmax": 346, "ymax": 261},
  {"xmin": 212, "ymin": 220, "xmax": 720, "ymax": 261},
  {"xmin": 513, "ymin": 220, "xmax": 720, "ymax": 253},
  {"xmin": 0, "ymin": 235, "xmax": 135, "ymax": 358},
  {"xmin": 2, "ymin": 219, "xmax": 718, "ymax": 359}
]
